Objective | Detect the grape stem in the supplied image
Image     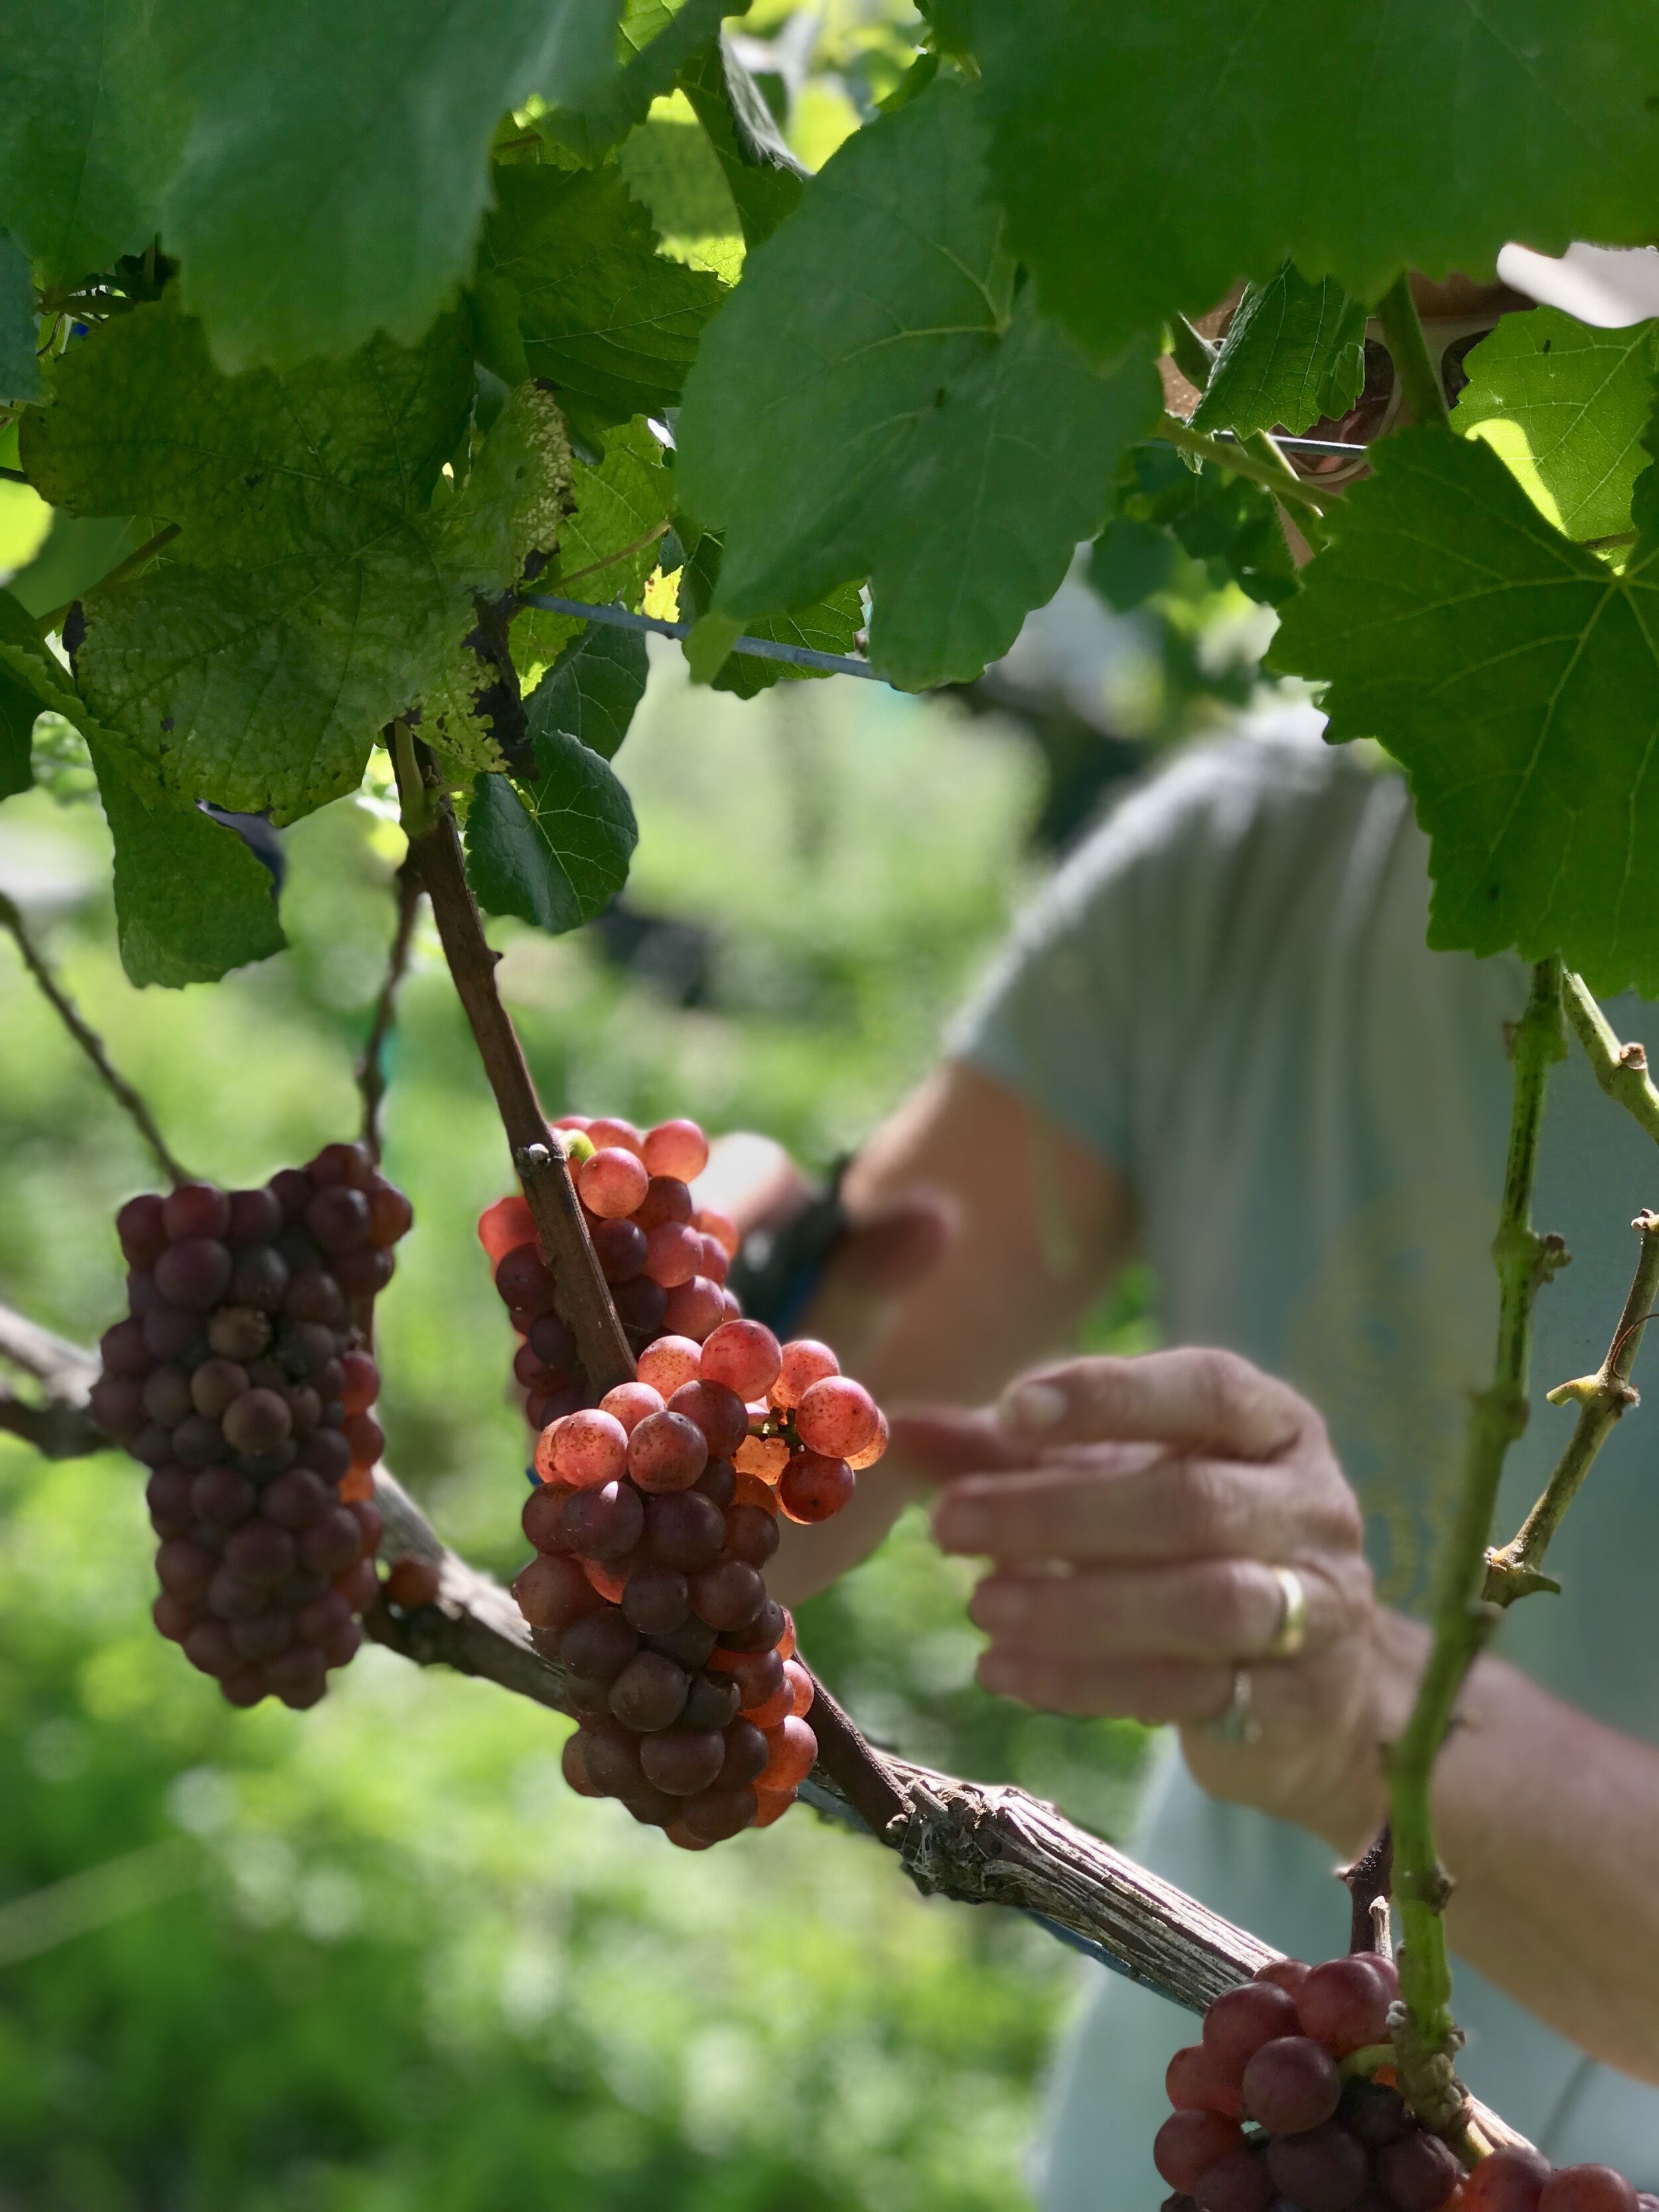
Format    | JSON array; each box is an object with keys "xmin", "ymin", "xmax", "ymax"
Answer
[
  {"xmin": 387, "ymin": 723, "xmax": 636, "ymax": 1396},
  {"xmin": 1485, "ymin": 1209, "xmax": 1659, "ymax": 1605},
  {"xmin": 1373, "ymin": 277, "xmax": 1450, "ymax": 429},
  {"xmin": 0, "ymin": 889, "xmax": 190, "ymax": 1187},
  {"xmin": 1157, "ymin": 413, "xmax": 1331, "ymax": 516},
  {"xmin": 1386, "ymin": 958, "xmax": 1567, "ymax": 2136},
  {"xmin": 0, "ymin": 1293, "xmax": 1534, "ymax": 2157},
  {"xmin": 1561, "ymin": 971, "xmax": 1659, "ymax": 1147},
  {"xmin": 356, "ymin": 856, "xmax": 423, "ymax": 1165}
]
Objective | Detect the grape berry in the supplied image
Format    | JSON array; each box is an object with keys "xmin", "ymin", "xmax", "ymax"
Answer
[
  {"xmin": 92, "ymin": 1143, "xmax": 413, "ymax": 1710},
  {"xmin": 1159, "ymin": 1958, "xmax": 1653, "ymax": 2212}
]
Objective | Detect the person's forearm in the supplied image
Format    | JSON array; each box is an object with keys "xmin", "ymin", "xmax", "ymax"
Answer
[
  {"xmin": 1315, "ymin": 1611, "xmax": 1659, "ymax": 2085},
  {"xmin": 768, "ymin": 1065, "xmax": 1131, "ymax": 1605}
]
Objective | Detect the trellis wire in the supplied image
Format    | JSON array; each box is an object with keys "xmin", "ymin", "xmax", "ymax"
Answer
[{"xmin": 515, "ymin": 591, "xmax": 886, "ymax": 682}]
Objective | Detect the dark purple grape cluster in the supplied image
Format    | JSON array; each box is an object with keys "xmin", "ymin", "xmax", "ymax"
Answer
[
  {"xmin": 89, "ymin": 1141, "xmax": 413, "ymax": 1710},
  {"xmin": 1158, "ymin": 1958, "xmax": 1653, "ymax": 2212}
]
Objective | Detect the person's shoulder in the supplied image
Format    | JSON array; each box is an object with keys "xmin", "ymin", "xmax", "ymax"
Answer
[
  {"xmin": 1059, "ymin": 705, "xmax": 1386, "ymax": 887},
  {"xmin": 1124, "ymin": 704, "xmax": 1372, "ymax": 830}
]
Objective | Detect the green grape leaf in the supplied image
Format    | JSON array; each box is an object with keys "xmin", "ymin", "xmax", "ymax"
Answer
[
  {"xmin": 0, "ymin": 1, "xmax": 185, "ymax": 287},
  {"xmin": 1087, "ymin": 516, "xmax": 1178, "ymax": 614},
  {"xmin": 0, "ymin": 672, "xmax": 37, "ymax": 796},
  {"xmin": 1267, "ymin": 424, "xmax": 1659, "ymax": 995},
  {"xmin": 543, "ymin": 0, "xmax": 743, "ymax": 164},
  {"xmin": 526, "ymin": 625, "xmax": 649, "ymax": 761},
  {"xmin": 0, "ymin": 591, "xmax": 44, "ymax": 797},
  {"xmin": 972, "ymin": 3, "xmax": 1659, "ymax": 367},
  {"xmin": 1453, "ymin": 309, "xmax": 1659, "ymax": 546},
  {"xmin": 618, "ymin": 105, "xmax": 745, "ymax": 283},
  {"xmin": 0, "ymin": 583, "xmax": 116, "ymax": 741},
  {"xmin": 1129, "ymin": 445, "xmax": 1297, "ymax": 608},
  {"xmin": 674, "ymin": 528, "xmax": 861, "ymax": 694},
  {"xmin": 1190, "ymin": 264, "xmax": 1365, "ymax": 441},
  {"xmin": 4, "ymin": 515, "xmax": 159, "ymax": 623},
  {"xmin": 0, "ymin": 233, "xmax": 41, "ymax": 404},
  {"xmin": 710, "ymin": 583, "xmax": 863, "ymax": 697},
  {"xmin": 512, "ymin": 417, "xmax": 674, "ymax": 683},
  {"xmin": 464, "ymin": 731, "xmax": 638, "ymax": 931},
  {"xmin": 90, "ymin": 739, "xmax": 287, "ymax": 987},
  {"xmin": 0, "ymin": 587, "xmax": 285, "ymax": 975},
  {"xmin": 157, "ymin": 0, "xmax": 621, "ymax": 369},
  {"xmin": 916, "ymin": 0, "xmax": 974, "ymax": 60},
  {"xmin": 677, "ymin": 40, "xmax": 806, "ymax": 250},
  {"xmin": 476, "ymin": 161, "xmax": 725, "ymax": 446},
  {"xmin": 1090, "ymin": 445, "xmax": 1296, "ymax": 611},
  {"xmin": 0, "ymin": 588, "xmax": 57, "ymax": 796},
  {"xmin": 23, "ymin": 302, "xmax": 570, "ymax": 822},
  {"xmin": 674, "ymin": 80, "xmax": 1160, "ymax": 691}
]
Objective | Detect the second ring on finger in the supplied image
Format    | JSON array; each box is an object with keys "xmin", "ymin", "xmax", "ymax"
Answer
[{"xmin": 969, "ymin": 1556, "xmax": 1331, "ymax": 1666}]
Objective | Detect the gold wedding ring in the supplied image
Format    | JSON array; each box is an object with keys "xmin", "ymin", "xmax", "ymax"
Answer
[{"xmin": 1263, "ymin": 1564, "xmax": 1309, "ymax": 1660}]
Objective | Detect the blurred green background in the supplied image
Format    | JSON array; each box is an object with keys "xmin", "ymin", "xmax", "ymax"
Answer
[{"xmin": 0, "ymin": 6, "xmax": 1287, "ymax": 2199}]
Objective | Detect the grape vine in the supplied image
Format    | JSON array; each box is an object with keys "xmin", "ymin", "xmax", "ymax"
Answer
[{"xmin": 5, "ymin": 0, "xmax": 1659, "ymax": 2183}]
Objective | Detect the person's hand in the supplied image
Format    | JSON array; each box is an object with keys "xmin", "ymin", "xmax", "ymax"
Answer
[{"xmin": 905, "ymin": 1349, "xmax": 1394, "ymax": 1850}]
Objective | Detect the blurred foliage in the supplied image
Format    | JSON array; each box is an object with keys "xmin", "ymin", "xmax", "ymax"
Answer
[{"xmin": 0, "ymin": 650, "xmax": 1155, "ymax": 2208}]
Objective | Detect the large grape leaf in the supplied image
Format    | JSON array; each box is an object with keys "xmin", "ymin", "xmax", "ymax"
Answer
[
  {"xmin": 541, "ymin": 0, "xmax": 742, "ymax": 164},
  {"xmin": 1453, "ymin": 310, "xmax": 1659, "ymax": 546},
  {"xmin": 676, "ymin": 40, "xmax": 806, "ymax": 250},
  {"xmin": 0, "ymin": 234, "xmax": 41, "ymax": 404},
  {"xmin": 971, "ymin": 2, "xmax": 1659, "ymax": 366},
  {"xmin": 1267, "ymin": 424, "xmax": 1659, "ymax": 995},
  {"xmin": 23, "ymin": 301, "xmax": 569, "ymax": 821},
  {"xmin": 464, "ymin": 731, "xmax": 638, "ymax": 932},
  {"xmin": 474, "ymin": 161, "xmax": 725, "ymax": 445},
  {"xmin": 1191, "ymin": 265, "xmax": 1365, "ymax": 441},
  {"xmin": 674, "ymin": 528, "xmax": 862, "ymax": 695},
  {"xmin": 92, "ymin": 740, "xmax": 288, "ymax": 986},
  {"xmin": 617, "ymin": 104, "xmax": 745, "ymax": 284},
  {"xmin": 525, "ymin": 626, "xmax": 649, "ymax": 761},
  {"xmin": 0, "ymin": 591, "xmax": 44, "ymax": 796},
  {"xmin": 0, "ymin": 0, "xmax": 186, "ymax": 287},
  {"xmin": 0, "ymin": 588, "xmax": 283, "ymax": 980},
  {"xmin": 157, "ymin": 0, "xmax": 621, "ymax": 369},
  {"xmin": 674, "ymin": 80, "xmax": 1160, "ymax": 691}
]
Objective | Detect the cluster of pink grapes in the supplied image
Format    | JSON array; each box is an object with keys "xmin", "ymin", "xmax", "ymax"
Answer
[
  {"xmin": 478, "ymin": 1116, "xmax": 742, "ymax": 1432},
  {"xmin": 511, "ymin": 1312, "xmax": 885, "ymax": 1843},
  {"xmin": 1159, "ymin": 1958, "xmax": 1655, "ymax": 2212},
  {"xmin": 90, "ymin": 1144, "xmax": 413, "ymax": 1708},
  {"xmin": 482, "ymin": 1111, "xmax": 886, "ymax": 1848}
]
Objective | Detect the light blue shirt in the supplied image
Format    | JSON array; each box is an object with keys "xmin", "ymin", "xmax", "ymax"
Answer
[{"xmin": 958, "ymin": 717, "xmax": 1659, "ymax": 2193}]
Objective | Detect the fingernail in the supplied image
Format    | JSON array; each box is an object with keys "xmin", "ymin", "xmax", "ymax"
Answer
[
  {"xmin": 936, "ymin": 1500, "xmax": 989, "ymax": 1552},
  {"xmin": 999, "ymin": 1380, "xmax": 1066, "ymax": 1431}
]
